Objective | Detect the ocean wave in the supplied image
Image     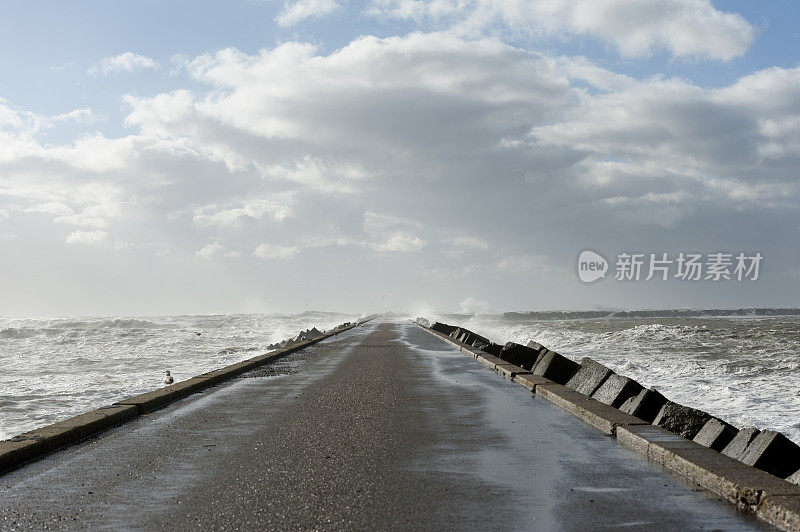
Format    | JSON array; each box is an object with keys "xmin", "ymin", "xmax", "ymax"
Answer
[{"xmin": 0, "ymin": 327, "xmax": 42, "ymax": 339}]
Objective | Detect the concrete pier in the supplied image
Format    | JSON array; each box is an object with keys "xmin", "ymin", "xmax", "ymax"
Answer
[{"xmin": 0, "ymin": 321, "xmax": 768, "ymax": 530}]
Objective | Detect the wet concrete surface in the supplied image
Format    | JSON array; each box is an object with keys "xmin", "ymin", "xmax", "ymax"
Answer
[{"xmin": 0, "ymin": 321, "xmax": 770, "ymax": 530}]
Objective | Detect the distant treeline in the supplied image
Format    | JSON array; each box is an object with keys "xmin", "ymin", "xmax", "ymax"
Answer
[{"xmin": 438, "ymin": 308, "xmax": 800, "ymax": 321}]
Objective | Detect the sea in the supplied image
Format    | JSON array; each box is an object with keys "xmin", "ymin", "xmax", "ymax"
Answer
[
  {"xmin": 3, "ymin": 309, "xmax": 799, "ymax": 445},
  {"xmin": 423, "ymin": 309, "xmax": 800, "ymax": 445},
  {"xmin": 0, "ymin": 312, "xmax": 360, "ymax": 440}
]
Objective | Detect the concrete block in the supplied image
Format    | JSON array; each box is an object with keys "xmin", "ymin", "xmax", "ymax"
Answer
[
  {"xmin": 526, "ymin": 340, "xmax": 546, "ymax": 352},
  {"xmin": 565, "ymin": 357, "xmax": 612, "ymax": 396},
  {"xmin": 0, "ymin": 405, "xmax": 139, "ymax": 474},
  {"xmin": 0, "ymin": 439, "xmax": 40, "ymax": 474},
  {"xmin": 652, "ymin": 402, "xmax": 712, "ymax": 439},
  {"xmin": 513, "ymin": 373, "xmax": 553, "ymax": 392},
  {"xmin": 619, "ymin": 387, "xmax": 667, "ymax": 423},
  {"xmin": 23, "ymin": 405, "xmax": 138, "ymax": 445},
  {"xmin": 481, "ymin": 343, "xmax": 504, "ymax": 357},
  {"xmin": 471, "ymin": 338, "xmax": 489, "ymax": 349},
  {"xmin": 591, "ymin": 374, "xmax": 643, "ymax": 408},
  {"xmin": 535, "ymin": 383, "xmax": 647, "ymax": 435},
  {"xmin": 758, "ymin": 494, "xmax": 800, "ymax": 532},
  {"xmin": 115, "ymin": 376, "xmax": 219, "ymax": 413},
  {"xmin": 788, "ymin": 469, "xmax": 800, "ymax": 486},
  {"xmin": 740, "ymin": 430, "xmax": 800, "ymax": 479},
  {"xmin": 693, "ymin": 418, "xmax": 738, "ymax": 452},
  {"xmin": 495, "ymin": 363, "xmax": 530, "ymax": 379},
  {"xmin": 476, "ymin": 354, "xmax": 506, "ymax": 370},
  {"xmin": 431, "ymin": 322, "xmax": 457, "ymax": 335},
  {"xmin": 722, "ymin": 427, "xmax": 761, "ymax": 461},
  {"xmin": 459, "ymin": 346, "xmax": 481, "ymax": 359},
  {"xmin": 531, "ymin": 350, "xmax": 580, "ymax": 385},
  {"xmin": 665, "ymin": 446, "xmax": 800, "ymax": 510},
  {"xmin": 465, "ymin": 332, "xmax": 489, "ymax": 346},
  {"xmin": 449, "ymin": 327, "xmax": 468, "ymax": 340},
  {"xmin": 617, "ymin": 424, "xmax": 800, "ymax": 510},
  {"xmin": 499, "ymin": 342, "xmax": 543, "ymax": 370}
]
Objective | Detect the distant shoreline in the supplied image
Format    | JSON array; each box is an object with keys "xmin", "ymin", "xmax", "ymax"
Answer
[{"xmin": 438, "ymin": 308, "xmax": 800, "ymax": 321}]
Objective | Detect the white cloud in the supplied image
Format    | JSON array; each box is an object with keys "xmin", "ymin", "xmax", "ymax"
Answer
[
  {"xmin": 372, "ymin": 232, "xmax": 427, "ymax": 252},
  {"xmin": 195, "ymin": 241, "xmax": 241, "ymax": 260},
  {"xmin": 527, "ymin": 66, "xmax": 800, "ymax": 219},
  {"xmin": 276, "ymin": 0, "xmax": 341, "ymax": 26},
  {"xmin": 3, "ymin": 31, "xmax": 800, "ymax": 312},
  {"xmin": 363, "ymin": 211, "xmax": 421, "ymax": 235},
  {"xmin": 253, "ymin": 243, "xmax": 299, "ymax": 260},
  {"xmin": 52, "ymin": 108, "xmax": 97, "ymax": 124},
  {"xmin": 368, "ymin": 0, "xmax": 755, "ymax": 60},
  {"xmin": 451, "ymin": 235, "xmax": 489, "ymax": 249},
  {"xmin": 0, "ymin": 98, "xmax": 48, "ymax": 132},
  {"xmin": 65, "ymin": 230, "xmax": 109, "ymax": 246},
  {"xmin": 0, "ymin": 101, "xmax": 23, "ymax": 129},
  {"xmin": 49, "ymin": 62, "xmax": 74, "ymax": 73},
  {"xmin": 193, "ymin": 198, "xmax": 293, "ymax": 227},
  {"xmin": 89, "ymin": 52, "xmax": 159, "ymax": 75},
  {"xmin": 497, "ymin": 253, "xmax": 548, "ymax": 274},
  {"xmin": 261, "ymin": 156, "xmax": 367, "ymax": 194},
  {"xmin": 363, "ymin": 212, "xmax": 427, "ymax": 252}
]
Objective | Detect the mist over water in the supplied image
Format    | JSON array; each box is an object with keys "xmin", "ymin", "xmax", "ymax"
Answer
[
  {"xmin": 0, "ymin": 312, "xmax": 360, "ymax": 440},
  {"xmin": 424, "ymin": 310, "xmax": 800, "ymax": 445}
]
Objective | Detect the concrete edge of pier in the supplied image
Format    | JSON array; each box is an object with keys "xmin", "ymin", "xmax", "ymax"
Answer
[
  {"xmin": 0, "ymin": 316, "xmax": 375, "ymax": 476},
  {"xmin": 415, "ymin": 321, "xmax": 800, "ymax": 532}
]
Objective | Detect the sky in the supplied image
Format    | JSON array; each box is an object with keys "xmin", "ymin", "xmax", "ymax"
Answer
[{"xmin": 1, "ymin": 0, "xmax": 799, "ymax": 316}]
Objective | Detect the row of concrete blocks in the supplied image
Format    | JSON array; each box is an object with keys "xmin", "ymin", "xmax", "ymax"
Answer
[
  {"xmin": 0, "ymin": 318, "xmax": 372, "ymax": 477},
  {"xmin": 430, "ymin": 320, "xmax": 800, "ymax": 482},
  {"xmin": 425, "ymin": 320, "xmax": 800, "ymax": 531}
]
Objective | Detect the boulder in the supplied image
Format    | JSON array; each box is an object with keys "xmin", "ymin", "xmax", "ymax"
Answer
[
  {"xmin": 591, "ymin": 374, "xmax": 643, "ymax": 408},
  {"xmin": 739, "ymin": 430, "xmax": 800, "ymax": 479},
  {"xmin": 652, "ymin": 402, "xmax": 711, "ymax": 439},
  {"xmin": 296, "ymin": 327, "xmax": 324, "ymax": 341},
  {"xmin": 500, "ymin": 342, "xmax": 543, "ymax": 370},
  {"xmin": 431, "ymin": 322, "xmax": 458, "ymax": 335},
  {"xmin": 620, "ymin": 387, "xmax": 667, "ymax": 423},
  {"xmin": 531, "ymin": 350, "xmax": 580, "ymax": 385},
  {"xmin": 722, "ymin": 427, "xmax": 760, "ymax": 461},
  {"xmin": 565, "ymin": 358, "xmax": 613, "ymax": 396},
  {"xmin": 692, "ymin": 418, "xmax": 738, "ymax": 452}
]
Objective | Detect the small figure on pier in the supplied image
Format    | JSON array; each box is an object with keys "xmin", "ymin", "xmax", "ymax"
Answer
[{"xmin": 164, "ymin": 370, "xmax": 174, "ymax": 385}]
